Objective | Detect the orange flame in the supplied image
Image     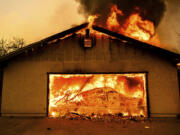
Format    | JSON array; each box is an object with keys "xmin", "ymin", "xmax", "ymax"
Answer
[
  {"xmin": 49, "ymin": 74, "xmax": 148, "ymax": 118},
  {"xmin": 85, "ymin": 5, "xmax": 160, "ymax": 46},
  {"xmin": 106, "ymin": 5, "xmax": 123, "ymax": 31},
  {"xmin": 105, "ymin": 5, "xmax": 161, "ymax": 46},
  {"xmin": 120, "ymin": 13, "xmax": 160, "ymax": 45},
  {"xmin": 88, "ymin": 15, "xmax": 98, "ymax": 28},
  {"xmin": 76, "ymin": 15, "xmax": 99, "ymax": 36}
]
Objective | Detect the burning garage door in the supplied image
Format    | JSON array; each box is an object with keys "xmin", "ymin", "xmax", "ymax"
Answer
[{"xmin": 48, "ymin": 73, "xmax": 148, "ymax": 118}]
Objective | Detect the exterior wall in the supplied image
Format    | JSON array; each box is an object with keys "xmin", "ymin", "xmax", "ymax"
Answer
[
  {"xmin": 0, "ymin": 68, "xmax": 3, "ymax": 116},
  {"xmin": 1, "ymin": 35, "xmax": 180, "ymax": 117}
]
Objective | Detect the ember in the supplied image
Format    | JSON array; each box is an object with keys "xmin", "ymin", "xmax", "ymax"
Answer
[{"xmin": 49, "ymin": 74, "xmax": 148, "ymax": 118}]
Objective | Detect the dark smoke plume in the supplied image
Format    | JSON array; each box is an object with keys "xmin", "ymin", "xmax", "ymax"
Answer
[{"xmin": 76, "ymin": 0, "xmax": 166, "ymax": 27}]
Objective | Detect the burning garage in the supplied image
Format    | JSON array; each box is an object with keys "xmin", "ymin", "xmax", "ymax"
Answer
[{"xmin": 0, "ymin": 0, "xmax": 180, "ymax": 119}]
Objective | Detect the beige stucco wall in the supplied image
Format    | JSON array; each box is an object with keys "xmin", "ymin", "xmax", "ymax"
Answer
[{"xmin": 1, "ymin": 35, "xmax": 180, "ymax": 117}]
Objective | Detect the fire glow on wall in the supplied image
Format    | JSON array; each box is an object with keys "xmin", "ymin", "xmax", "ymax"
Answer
[{"xmin": 48, "ymin": 73, "xmax": 148, "ymax": 118}]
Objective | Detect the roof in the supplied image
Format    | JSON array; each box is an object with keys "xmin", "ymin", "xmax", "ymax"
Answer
[{"xmin": 0, "ymin": 23, "xmax": 180, "ymax": 64}]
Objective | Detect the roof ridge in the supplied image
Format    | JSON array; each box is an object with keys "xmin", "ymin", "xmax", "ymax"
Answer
[
  {"xmin": 0, "ymin": 23, "xmax": 180, "ymax": 64},
  {"xmin": 0, "ymin": 23, "xmax": 88, "ymax": 63},
  {"xmin": 92, "ymin": 25, "xmax": 180, "ymax": 57}
]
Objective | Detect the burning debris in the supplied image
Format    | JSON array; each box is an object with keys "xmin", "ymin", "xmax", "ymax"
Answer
[
  {"xmin": 76, "ymin": 0, "xmax": 166, "ymax": 46},
  {"xmin": 59, "ymin": 112, "xmax": 147, "ymax": 122},
  {"xmin": 49, "ymin": 74, "xmax": 148, "ymax": 119}
]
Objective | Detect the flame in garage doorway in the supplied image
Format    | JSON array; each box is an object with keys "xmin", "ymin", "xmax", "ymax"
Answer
[{"xmin": 48, "ymin": 73, "xmax": 148, "ymax": 118}]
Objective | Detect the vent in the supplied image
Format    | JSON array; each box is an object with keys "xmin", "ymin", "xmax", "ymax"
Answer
[
  {"xmin": 84, "ymin": 38, "xmax": 92, "ymax": 48},
  {"xmin": 84, "ymin": 29, "xmax": 92, "ymax": 48}
]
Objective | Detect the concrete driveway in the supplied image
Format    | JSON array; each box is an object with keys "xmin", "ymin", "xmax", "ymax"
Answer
[{"xmin": 0, "ymin": 117, "xmax": 180, "ymax": 135}]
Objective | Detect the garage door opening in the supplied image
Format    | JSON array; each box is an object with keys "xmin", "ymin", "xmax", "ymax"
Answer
[{"xmin": 48, "ymin": 73, "xmax": 148, "ymax": 118}]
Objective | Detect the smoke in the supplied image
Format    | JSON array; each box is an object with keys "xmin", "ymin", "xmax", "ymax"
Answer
[
  {"xmin": 76, "ymin": 0, "xmax": 166, "ymax": 27},
  {"xmin": 156, "ymin": 0, "xmax": 180, "ymax": 53}
]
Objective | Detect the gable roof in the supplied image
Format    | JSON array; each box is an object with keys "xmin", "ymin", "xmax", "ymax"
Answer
[{"xmin": 0, "ymin": 23, "xmax": 180, "ymax": 64}]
